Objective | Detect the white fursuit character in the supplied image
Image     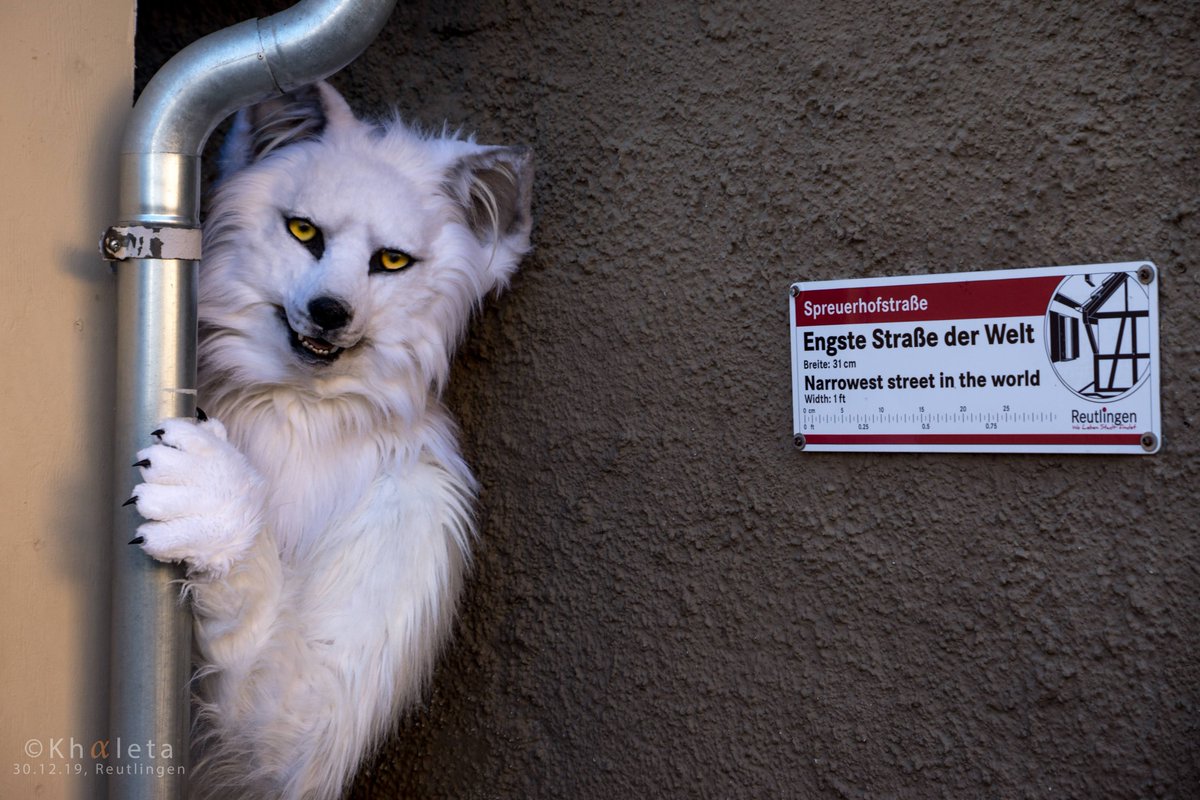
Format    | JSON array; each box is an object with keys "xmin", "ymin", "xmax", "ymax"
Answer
[{"xmin": 127, "ymin": 82, "xmax": 533, "ymax": 799}]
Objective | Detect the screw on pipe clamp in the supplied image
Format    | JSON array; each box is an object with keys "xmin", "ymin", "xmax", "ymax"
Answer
[{"xmin": 100, "ymin": 225, "xmax": 202, "ymax": 261}]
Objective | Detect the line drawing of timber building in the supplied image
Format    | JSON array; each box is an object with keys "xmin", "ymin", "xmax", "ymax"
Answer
[{"xmin": 1048, "ymin": 272, "xmax": 1151, "ymax": 400}]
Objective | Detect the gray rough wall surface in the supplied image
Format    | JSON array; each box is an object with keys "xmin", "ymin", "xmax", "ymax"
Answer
[{"xmin": 136, "ymin": 1, "xmax": 1199, "ymax": 798}]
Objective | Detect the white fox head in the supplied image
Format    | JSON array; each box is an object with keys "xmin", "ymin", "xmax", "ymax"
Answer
[{"xmin": 197, "ymin": 82, "xmax": 533, "ymax": 423}]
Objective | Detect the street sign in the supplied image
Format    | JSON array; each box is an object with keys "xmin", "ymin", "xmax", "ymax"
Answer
[{"xmin": 789, "ymin": 262, "xmax": 1161, "ymax": 453}]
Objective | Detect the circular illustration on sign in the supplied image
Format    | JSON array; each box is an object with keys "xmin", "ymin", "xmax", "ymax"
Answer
[{"xmin": 1044, "ymin": 271, "xmax": 1151, "ymax": 402}]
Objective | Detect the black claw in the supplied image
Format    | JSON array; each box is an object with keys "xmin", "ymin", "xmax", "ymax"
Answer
[
  {"xmin": 196, "ymin": 406, "xmax": 208, "ymax": 422},
  {"xmin": 122, "ymin": 496, "xmax": 137, "ymax": 507},
  {"xmin": 129, "ymin": 536, "xmax": 145, "ymax": 545},
  {"xmin": 151, "ymin": 428, "xmax": 165, "ymax": 438},
  {"xmin": 132, "ymin": 459, "xmax": 151, "ymax": 468}
]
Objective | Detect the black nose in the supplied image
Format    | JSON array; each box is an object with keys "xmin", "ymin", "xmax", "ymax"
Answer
[{"xmin": 308, "ymin": 296, "xmax": 352, "ymax": 331}]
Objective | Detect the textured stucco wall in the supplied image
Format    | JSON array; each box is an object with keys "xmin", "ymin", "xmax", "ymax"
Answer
[{"xmin": 137, "ymin": 1, "xmax": 1199, "ymax": 797}]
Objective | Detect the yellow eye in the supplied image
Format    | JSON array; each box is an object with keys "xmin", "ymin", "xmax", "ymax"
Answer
[
  {"xmin": 378, "ymin": 250, "xmax": 412, "ymax": 271},
  {"xmin": 287, "ymin": 218, "xmax": 318, "ymax": 242}
]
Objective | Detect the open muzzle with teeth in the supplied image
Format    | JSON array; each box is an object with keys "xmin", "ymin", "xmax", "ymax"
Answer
[
  {"xmin": 278, "ymin": 307, "xmax": 353, "ymax": 363},
  {"xmin": 295, "ymin": 331, "xmax": 342, "ymax": 359}
]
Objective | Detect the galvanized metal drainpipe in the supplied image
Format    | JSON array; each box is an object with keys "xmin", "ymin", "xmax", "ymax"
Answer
[{"xmin": 107, "ymin": 1, "xmax": 395, "ymax": 797}]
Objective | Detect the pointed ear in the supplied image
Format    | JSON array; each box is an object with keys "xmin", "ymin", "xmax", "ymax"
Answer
[
  {"xmin": 218, "ymin": 81, "xmax": 357, "ymax": 176},
  {"xmin": 443, "ymin": 145, "xmax": 534, "ymax": 275}
]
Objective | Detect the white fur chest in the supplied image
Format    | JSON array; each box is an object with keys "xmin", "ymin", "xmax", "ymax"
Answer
[{"xmin": 216, "ymin": 392, "xmax": 473, "ymax": 566}]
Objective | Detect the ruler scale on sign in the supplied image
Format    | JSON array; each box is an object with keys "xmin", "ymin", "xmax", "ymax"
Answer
[{"xmin": 789, "ymin": 263, "xmax": 1161, "ymax": 454}]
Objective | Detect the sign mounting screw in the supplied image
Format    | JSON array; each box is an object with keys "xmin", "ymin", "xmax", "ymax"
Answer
[
  {"xmin": 1136, "ymin": 264, "xmax": 1154, "ymax": 285},
  {"xmin": 793, "ymin": 433, "xmax": 806, "ymax": 450},
  {"xmin": 1140, "ymin": 432, "xmax": 1158, "ymax": 452}
]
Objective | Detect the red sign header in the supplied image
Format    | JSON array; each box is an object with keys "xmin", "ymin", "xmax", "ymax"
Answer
[{"xmin": 795, "ymin": 275, "xmax": 1063, "ymax": 327}]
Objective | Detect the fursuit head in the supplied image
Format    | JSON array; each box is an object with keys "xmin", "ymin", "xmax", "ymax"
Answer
[{"xmin": 127, "ymin": 81, "xmax": 533, "ymax": 799}]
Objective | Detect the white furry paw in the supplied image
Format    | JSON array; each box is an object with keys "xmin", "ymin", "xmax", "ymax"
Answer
[{"xmin": 127, "ymin": 412, "xmax": 266, "ymax": 577}]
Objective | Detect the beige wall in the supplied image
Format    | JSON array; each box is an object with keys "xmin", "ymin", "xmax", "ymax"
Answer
[{"xmin": 0, "ymin": 2, "xmax": 134, "ymax": 798}]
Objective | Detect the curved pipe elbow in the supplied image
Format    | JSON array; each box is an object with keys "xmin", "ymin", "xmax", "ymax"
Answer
[{"xmin": 121, "ymin": 0, "xmax": 395, "ymax": 224}]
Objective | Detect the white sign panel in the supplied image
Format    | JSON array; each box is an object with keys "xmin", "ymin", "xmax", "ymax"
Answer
[{"xmin": 790, "ymin": 262, "xmax": 1161, "ymax": 453}]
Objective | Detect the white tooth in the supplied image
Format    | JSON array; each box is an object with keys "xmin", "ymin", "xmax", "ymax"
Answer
[{"xmin": 299, "ymin": 335, "xmax": 338, "ymax": 356}]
